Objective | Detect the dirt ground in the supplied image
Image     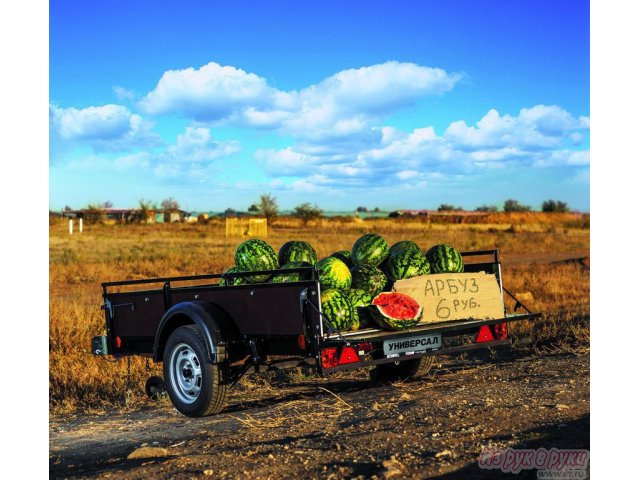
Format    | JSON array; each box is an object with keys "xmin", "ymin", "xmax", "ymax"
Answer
[{"xmin": 49, "ymin": 350, "xmax": 589, "ymax": 479}]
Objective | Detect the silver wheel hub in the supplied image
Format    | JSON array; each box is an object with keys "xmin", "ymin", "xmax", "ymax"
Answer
[{"xmin": 169, "ymin": 343, "xmax": 202, "ymax": 404}]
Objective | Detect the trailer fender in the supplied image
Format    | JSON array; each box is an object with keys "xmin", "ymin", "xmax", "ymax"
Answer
[{"xmin": 153, "ymin": 301, "xmax": 235, "ymax": 363}]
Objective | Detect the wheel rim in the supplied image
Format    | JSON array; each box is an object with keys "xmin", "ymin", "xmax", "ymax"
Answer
[{"xmin": 169, "ymin": 343, "xmax": 202, "ymax": 404}]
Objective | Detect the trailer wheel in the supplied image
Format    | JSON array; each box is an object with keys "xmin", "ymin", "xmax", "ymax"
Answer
[
  {"xmin": 162, "ymin": 325, "xmax": 228, "ymax": 417},
  {"xmin": 145, "ymin": 375, "xmax": 167, "ymax": 401},
  {"xmin": 370, "ymin": 355, "xmax": 435, "ymax": 382}
]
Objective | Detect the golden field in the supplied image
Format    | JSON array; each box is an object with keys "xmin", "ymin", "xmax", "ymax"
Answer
[{"xmin": 49, "ymin": 213, "xmax": 589, "ymax": 414}]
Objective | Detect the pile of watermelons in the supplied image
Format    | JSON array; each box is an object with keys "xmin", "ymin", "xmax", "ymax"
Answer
[{"xmin": 222, "ymin": 233, "xmax": 464, "ymax": 332}]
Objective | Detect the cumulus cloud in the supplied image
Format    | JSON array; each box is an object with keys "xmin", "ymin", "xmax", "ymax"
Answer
[
  {"xmin": 164, "ymin": 127, "xmax": 241, "ymax": 163},
  {"xmin": 49, "ymin": 104, "xmax": 162, "ymax": 152},
  {"xmin": 138, "ymin": 61, "xmax": 462, "ymax": 142}
]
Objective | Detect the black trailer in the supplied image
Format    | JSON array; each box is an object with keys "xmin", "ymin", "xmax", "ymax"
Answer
[{"xmin": 92, "ymin": 249, "xmax": 540, "ymax": 417}]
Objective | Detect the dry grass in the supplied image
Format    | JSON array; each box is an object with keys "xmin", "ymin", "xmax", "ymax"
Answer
[{"xmin": 49, "ymin": 215, "xmax": 589, "ymax": 414}]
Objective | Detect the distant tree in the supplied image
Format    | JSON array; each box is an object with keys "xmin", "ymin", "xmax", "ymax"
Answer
[
  {"xmin": 258, "ymin": 193, "xmax": 278, "ymax": 220},
  {"xmin": 503, "ymin": 199, "xmax": 531, "ymax": 212},
  {"xmin": 542, "ymin": 200, "xmax": 569, "ymax": 213},
  {"xmin": 63, "ymin": 205, "xmax": 73, "ymax": 212},
  {"xmin": 161, "ymin": 197, "xmax": 180, "ymax": 211},
  {"xmin": 130, "ymin": 198, "xmax": 156, "ymax": 223},
  {"xmin": 356, "ymin": 206, "xmax": 368, "ymax": 213},
  {"xmin": 102, "ymin": 201, "xmax": 113, "ymax": 209},
  {"xmin": 224, "ymin": 208, "xmax": 237, "ymax": 217},
  {"xmin": 373, "ymin": 207, "xmax": 381, "ymax": 213},
  {"xmin": 83, "ymin": 203, "xmax": 106, "ymax": 224},
  {"xmin": 475, "ymin": 204, "xmax": 498, "ymax": 212},
  {"xmin": 248, "ymin": 204, "xmax": 259, "ymax": 212},
  {"xmin": 293, "ymin": 203, "xmax": 323, "ymax": 226},
  {"xmin": 437, "ymin": 204, "xmax": 456, "ymax": 212}
]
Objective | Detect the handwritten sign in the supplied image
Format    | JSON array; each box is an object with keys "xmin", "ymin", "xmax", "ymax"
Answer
[{"xmin": 393, "ymin": 272, "xmax": 504, "ymax": 324}]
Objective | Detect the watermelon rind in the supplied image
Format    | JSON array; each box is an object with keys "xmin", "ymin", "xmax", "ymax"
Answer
[
  {"xmin": 350, "ymin": 263, "xmax": 387, "ymax": 297},
  {"xmin": 269, "ymin": 261, "xmax": 313, "ymax": 283},
  {"xmin": 316, "ymin": 257, "xmax": 352, "ymax": 290},
  {"xmin": 368, "ymin": 291, "xmax": 423, "ymax": 331},
  {"xmin": 278, "ymin": 240, "xmax": 318, "ymax": 266},
  {"xmin": 388, "ymin": 240, "xmax": 422, "ymax": 258},
  {"xmin": 344, "ymin": 288, "xmax": 373, "ymax": 330},
  {"xmin": 234, "ymin": 239, "xmax": 278, "ymax": 282},
  {"xmin": 321, "ymin": 289, "xmax": 355, "ymax": 331},
  {"xmin": 220, "ymin": 266, "xmax": 250, "ymax": 286},
  {"xmin": 330, "ymin": 250, "xmax": 353, "ymax": 269},
  {"xmin": 351, "ymin": 233, "xmax": 389, "ymax": 267},
  {"xmin": 384, "ymin": 248, "xmax": 431, "ymax": 281},
  {"xmin": 425, "ymin": 244, "xmax": 464, "ymax": 273}
]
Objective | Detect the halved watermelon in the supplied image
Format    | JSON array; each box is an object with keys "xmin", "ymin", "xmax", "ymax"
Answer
[{"xmin": 368, "ymin": 292, "xmax": 423, "ymax": 331}]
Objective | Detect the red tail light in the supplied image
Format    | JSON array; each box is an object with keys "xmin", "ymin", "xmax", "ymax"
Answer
[
  {"xmin": 338, "ymin": 346, "xmax": 360, "ymax": 365},
  {"xmin": 493, "ymin": 322, "xmax": 509, "ymax": 340},
  {"xmin": 116, "ymin": 336, "xmax": 122, "ymax": 348},
  {"xmin": 321, "ymin": 347, "xmax": 338, "ymax": 369},
  {"xmin": 475, "ymin": 325, "xmax": 495, "ymax": 343},
  {"xmin": 357, "ymin": 342, "xmax": 373, "ymax": 354},
  {"xmin": 297, "ymin": 334, "xmax": 307, "ymax": 350}
]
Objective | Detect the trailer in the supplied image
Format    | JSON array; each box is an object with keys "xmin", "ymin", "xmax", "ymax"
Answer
[{"xmin": 92, "ymin": 249, "xmax": 540, "ymax": 417}]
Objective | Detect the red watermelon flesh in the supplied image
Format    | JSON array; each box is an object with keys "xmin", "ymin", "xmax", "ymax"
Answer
[{"xmin": 369, "ymin": 292, "xmax": 423, "ymax": 330}]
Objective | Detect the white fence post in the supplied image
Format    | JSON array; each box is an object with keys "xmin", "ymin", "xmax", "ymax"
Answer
[
  {"xmin": 79, "ymin": 218, "xmax": 83, "ymax": 233},
  {"xmin": 69, "ymin": 219, "xmax": 73, "ymax": 235}
]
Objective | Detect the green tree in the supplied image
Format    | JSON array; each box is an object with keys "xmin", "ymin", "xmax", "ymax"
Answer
[
  {"xmin": 475, "ymin": 204, "xmax": 498, "ymax": 212},
  {"xmin": 130, "ymin": 198, "xmax": 156, "ymax": 223},
  {"xmin": 503, "ymin": 199, "xmax": 531, "ymax": 212},
  {"xmin": 293, "ymin": 203, "xmax": 323, "ymax": 226},
  {"xmin": 542, "ymin": 200, "xmax": 569, "ymax": 213},
  {"xmin": 161, "ymin": 197, "xmax": 180, "ymax": 211},
  {"xmin": 83, "ymin": 203, "xmax": 106, "ymax": 224},
  {"xmin": 248, "ymin": 204, "xmax": 259, "ymax": 212},
  {"xmin": 258, "ymin": 193, "xmax": 278, "ymax": 220}
]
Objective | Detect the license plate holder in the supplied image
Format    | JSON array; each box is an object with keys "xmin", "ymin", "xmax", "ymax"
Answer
[{"xmin": 383, "ymin": 333, "xmax": 442, "ymax": 356}]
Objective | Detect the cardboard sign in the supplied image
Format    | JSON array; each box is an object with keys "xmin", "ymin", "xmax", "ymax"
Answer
[{"xmin": 393, "ymin": 272, "xmax": 504, "ymax": 324}]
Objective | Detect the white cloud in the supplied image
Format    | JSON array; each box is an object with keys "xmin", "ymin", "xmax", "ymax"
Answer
[
  {"xmin": 164, "ymin": 127, "xmax": 241, "ymax": 163},
  {"xmin": 113, "ymin": 86, "xmax": 136, "ymax": 102},
  {"xmin": 49, "ymin": 104, "xmax": 162, "ymax": 152}
]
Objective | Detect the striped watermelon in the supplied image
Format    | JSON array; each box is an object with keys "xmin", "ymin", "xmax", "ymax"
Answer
[
  {"xmin": 219, "ymin": 266, "xmax": 250, "ymax": 286},
  {"xmin": 278, "ymin": 240, "xmax": 317, "ymax": 266},
  {"xmin": 321, "ymin": 289, "xmax": 356, "ymax": 331},
  {"xmin": 316, "ymin": 257, "xmax": 352, "ymax": 290},
  {"xmin": 388, "ymin": 240, "xmax": 422, "ymax": 257},
  {"xmin": 344, "ymin": 288, "xmax": 373, "ymax": 330},
  {"xmin": 384, "ymin": 248, "xmax": 431, "ymax": 281},
  {"xmin": 330, "ymin": 250, "xmax": 353, "ymax": 269},
  {"xmin": 351, "ymin": 233, "xmax": 389, "ymax": 267},
  {"xmin": 350, "ymin": 264, "xmax": 387, "ymax": 296},
  {"xmin": 234, "ymin": 239, "xmax": 278, "ymax": 282},
  {"xmin": 368, "ymin": 291, "xmax": 423, "ymax": 331},
  {"xmin": 269, "ymin": 261, "xmax": 313, "ymax": 283},
  {"xmin": 425, "ymin": 244, "xmax": 464, "ymax": 273}
]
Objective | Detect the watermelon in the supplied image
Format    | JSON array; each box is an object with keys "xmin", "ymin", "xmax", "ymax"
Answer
[
  {"xmin": 344, "ymin": 288, "xmax": 373, "ymax": 330},
  {"xmin": 425, "ymin": 244, "xmax": 464, "ymax": 273},
  {"xmin": 269, "ymin": 261, "xmax": 313, "ymax": 283},
  {"xmin": 388, "ymin": 240, "xmax": 422, "ymax": 257},
  {"xmin": 351, "ymin": 233, "xmax": 389, "ymax": 267},
  {"xmin": 350, "ymin": 264, "xmax": 387, "ymax": 296},
  {"xmin": 368, "ymin": 291, "xmax": 423, "ymax": 331},
  {"xmin": 330, "ymin": 250, "xmax": 353, "ymax": 269},
  {"xmin": 234, "ymin": 239, "xmax": 278, "ymax": 282},
  {"xmin": 321, "ymin": 289, "xmax": 356, "ymax": 331},
  {"xmin": 384, "ymin": 248, "xmax": 431, "ymax": 282},
  {"xmin": 316, "ymin": 257, "xmax": 352, "ymax": 290},
  {"xmin": 278, "ymin": 240, "xmax": 317, "ymax": 266},
  {"xmin": 219, "ymin": 266, "xmax": 250, "ymax": 286}
]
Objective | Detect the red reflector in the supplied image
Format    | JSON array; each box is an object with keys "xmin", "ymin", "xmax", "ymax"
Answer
[
  {"xmin": 475, "ymin": 325, "xmax": 495, "ymax": 343},
  {"xmin": 297, "ymin": 334, "xmax": 307, "ymax": 350},
  {"xmin": 357, "ymin": 342, "xmax": 373, "ymax": 353},
  {"xmin": 321, "ymin": 347, "xmax": 338, "ymax": 369},
  {"xmin": 116, "ymin": 336, "xmax": 122, "ymax": 348},
  {"xmin": 493, "ymin": 322, "xmax": 509, "ymax": 340},
  {"xmin": 338, "ymin": 346, "xmax": 360, "ymax": 365}
]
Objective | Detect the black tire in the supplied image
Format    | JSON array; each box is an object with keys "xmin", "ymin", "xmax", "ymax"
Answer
[
  {"xmin": 162, "ymin": 325, "xmax": 228, "ymax": 417},
  {"xmin": 145, "ymin": 375, "xmax": 167, "ymax": 401},
  {"xmin": 370, "ymin": 355, "xmax": 435, "ymax": 382}
]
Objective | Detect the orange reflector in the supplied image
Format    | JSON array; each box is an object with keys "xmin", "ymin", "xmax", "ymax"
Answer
[
  {"xmin": 321, "ymin": 347, "xmax": 338, "ymax": 369},
  {"xmin": 297, "ymin": 334, "xmax": 307, "ymax": 350},
  {"xmin": 493, "ymin": 322, "xmax": 509, "ymax": 340},
  {"xmin": 475, "ymin": 325, "xmax": 495, "ymax": 343},
  {"xmin": 338, "ymin": 346, "xmax": 360, "ymax": 365},
  {"xmin": 116, "ymin": 336, "xmax": 122, "ymax": 348}
]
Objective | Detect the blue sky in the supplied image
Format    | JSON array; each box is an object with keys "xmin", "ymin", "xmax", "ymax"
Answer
[{"xmin": 49, "ymin": 0, "xmax": 590, "ymax": 212}]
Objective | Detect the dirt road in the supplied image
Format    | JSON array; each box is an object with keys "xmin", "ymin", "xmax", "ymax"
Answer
[{"xmin": 50, "ymin": 351, "xmax": 589, "ymax": 479}]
